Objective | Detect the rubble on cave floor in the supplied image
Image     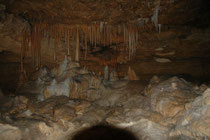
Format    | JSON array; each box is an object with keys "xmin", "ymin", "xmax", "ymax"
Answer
[{"xmin": 0, "ymin": 57, "xmax": 209, "ymax": 140}]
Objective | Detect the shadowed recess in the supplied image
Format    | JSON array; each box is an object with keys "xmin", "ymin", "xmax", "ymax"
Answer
[{"xmin": 71, "ymin": 124, "xmax": 139, "ymax": 140}]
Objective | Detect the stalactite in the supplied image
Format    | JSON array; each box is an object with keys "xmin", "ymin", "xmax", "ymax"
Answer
[
  {"xmin": 135, "ymin": 31, "xmax": 138, "ymax": 56},
  {"xmin": 132, "ymin": 31, "xmax": 135, "ymax": 58},
  {"xmin": 84, "ymin": 28, "xmax": 87, "ymax": 60},
  {"xmin": 118, "ymin": 25, "xmax": 121, "ymax": 35},
  {"xmin": 96, "ymin": 25, "xmax": 99, "ymax": 45},
  {"xmin": 47, "ymin": 26, "xmax": 51, "ymax": 49},
  {"xmin": 38, "ymin": 24, "xmax": 41, "ymax": 68},
  {"xmin": 80, "ymin": 27, "xmax": 83, "ymax": 58},
  {"xmin": 54, "ymin": 29, "xmax": 58, "ymax": 62},
  {"xmin": 103, "ymin": 25, "xmax": 106, "ymax": 46},
  {"xmin": 92, "ymin": 26, "xmax": 95, "ymax": 46},
  {"xmin": 95, "ymin": 25, "xmax": 97, "ymax": 48},
  {"xmin": 110, "ymin": 26, "xmax": 112, "ymax": 45},
  {"xmin": 21, "ymin": 31, "xmax": 26, "ymax": 73},
  {"xmin": 98, "ymin": 25, "xmax": 101, "ymax": 44},
  {"xmin": 66, "ymin": 29, "xmax": 70, "ymax": 56},
  {"xmin": 128, "ymin": 31, "xmax": 131, "ymax": 60},
  {"xmin": 31, "ymin": 26, "xmax": 35, "ymax": 67},
  {"xmin": 91, "ymin": 26, "xmax": 94, "ymax": 45},
  {"xmin": 107, "ymin": 26, "xmax": 110, "ymax": 46},
  {"xmin": 75, "ymin": 26, "xmax": 80, "ymax": 62},
  {"xmin": 23, "ymin": 22, "xmax": 140, "ymax": 73},
  {"xmin": 123, "ymin": 25, "xmax": 126, "ymax": 43},
  {"xmin": 88, "ymin": 26, "xmax": 91, "ymax": 46},
  {"xmin": 152, "ymin": 3, "xmax": 160, "ymax": 32},
  {"xmin": 35, "ymin": 24, "xmax": 38, "ymax": 67}
]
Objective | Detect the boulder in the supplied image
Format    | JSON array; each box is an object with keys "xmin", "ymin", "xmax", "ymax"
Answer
[
  {"xmin": 149, "ymin": 77, "xmax": 197, "ymax": 117},
  {"xmin": 0, "ymin": 123, "xmax": 21, "ymax": 140},
  {"xmin": 170, "ymin": 88, "xmax": 210, "ymax": 139},
  {"xmin": 128, "ymin": 67, "xmax": 139, "ymax": 81}
]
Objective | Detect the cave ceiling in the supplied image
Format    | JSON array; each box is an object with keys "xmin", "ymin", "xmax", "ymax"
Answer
[
  {"xmin": 5, "ymin": 0, "xmax": 156, "ymax": 25},
  {"xmin": 0, "ymin": 0, "xmax": 208, "ymax": 27}
]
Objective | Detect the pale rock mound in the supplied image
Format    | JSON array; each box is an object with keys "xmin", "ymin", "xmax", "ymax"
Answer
[
  {"xmin": 170, "ymin": 88, "xmax": 210, "ymax": 139},
  {"xmin": 148, "ymin": 76, "xmax": 197, "ymax": 117}
]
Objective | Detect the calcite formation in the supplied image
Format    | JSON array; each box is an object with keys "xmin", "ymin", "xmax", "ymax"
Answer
[{"xmin": 0, "ymin": 61, "xmax": 210, "ymax": 140}]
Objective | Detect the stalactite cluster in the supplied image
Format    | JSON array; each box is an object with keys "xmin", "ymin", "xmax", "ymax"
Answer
[
  {"xmin": 21, "ymin": 29, "xmax": 30, "ymax": 72},
  {"xmin": 21, "ymin": 22, "xmax": 139, "ymax": 69}
]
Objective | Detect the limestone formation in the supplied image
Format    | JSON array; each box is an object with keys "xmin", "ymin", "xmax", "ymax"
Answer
[
  {"xmin": 0, "ymin": 75, "xmax": 210, "ymax": 140},
  {"xmin": 154, "ymin": 57, "xmax": 172, "ymax": 63},
  {"xmin": 43, "ymin": 78, "xmax": 71, "ymax": 100},
  {"xmin": 170, "ymin": 88, "xmax": 210, "ymax": 139},
  {"xmin": 109, "ymin": 70, "xmax": 119, "ymax": 82},
  {"xmin": 128, "ymin": 67, "xmax": 139, "ymax": 81},
  {"xmin": 104, "ymin": 65, "xmax": 109, "ymax": 81},
  {"xmin": 148, "ymin": 77, "xmax": 197, "ymax": 117}
]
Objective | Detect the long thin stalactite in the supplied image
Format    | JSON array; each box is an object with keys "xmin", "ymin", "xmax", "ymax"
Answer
[{"xmin": 21, "ymin": 23, "xmax": 140, "ymax": 69}]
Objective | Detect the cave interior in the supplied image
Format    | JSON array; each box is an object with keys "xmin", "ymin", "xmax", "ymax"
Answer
[{"xmin": 0, "ymin": 0, "xmax": 210, "ymax": 140}]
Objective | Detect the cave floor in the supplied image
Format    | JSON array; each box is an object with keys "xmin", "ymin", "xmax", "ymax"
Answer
[{"xmin": 0, "ymin": 59, "xmax": 209, "ymax": 140}]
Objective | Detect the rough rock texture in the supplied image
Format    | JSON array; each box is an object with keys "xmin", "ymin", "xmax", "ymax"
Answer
[
  {"xmin": 147, "ymin": 76, "xmax": 197, "ymax": 117},
  {"xmin": 170, "ymin": 88, "xmax": 210, "ymax": 139},
  {"xmin": 1, "ymin": 64, "xmax": 210, "ymax": 140},
  {"xmin": 0, "ymin": 123, "xmax": 22, "ymax": 140},
  {"xmin": 1, "ymin": 37, "xmax": 210, "ymax": 139},
  {"xmin": 0, "ymin": 0, "xmax": 210, "ymax": 140}
]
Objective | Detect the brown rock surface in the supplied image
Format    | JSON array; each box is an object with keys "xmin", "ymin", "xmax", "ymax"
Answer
[
  {"xmin": 170, "ymin": 88, "xmax": 210, "ymax": 139},
  {"xmin": 148, "ymin": 76, "xmax": 198, "ymax": 117},
  {"xmin": 0, "ymin": 75, "xmax": 209, "ymax": 140},
  {"xmin": 0, "ymin": 123, "xmax": 22, "ymax": 140},
  {"xmin": 54, "ymin": 104, "xmax": 76, "ymax": 121}
]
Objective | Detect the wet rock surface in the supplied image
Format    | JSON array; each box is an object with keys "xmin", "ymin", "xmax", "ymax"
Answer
[{"xmin": 0, "ymin": 58, "xmax": 209, "ymax": 140}]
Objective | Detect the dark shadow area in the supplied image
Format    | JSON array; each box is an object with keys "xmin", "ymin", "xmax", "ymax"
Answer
[{"xmin": 71, "ymin": 124, "xmax": 139, "ymax": 140}]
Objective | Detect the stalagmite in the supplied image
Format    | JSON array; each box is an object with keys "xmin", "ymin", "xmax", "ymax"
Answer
[
  {"xmin": 104, "ymin": 65, "xmax": 109, "ymax": 80},
  {"xmin": 158, "ymin": 24, "xmax": 161, "ymax": 33},
  {"xmin": 110, "ymin": 70, "xmax": 119, "ymax": 82},
  {"xmin": 128, "ymin": 66, "xmax": 139, "ymax": 80}
]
